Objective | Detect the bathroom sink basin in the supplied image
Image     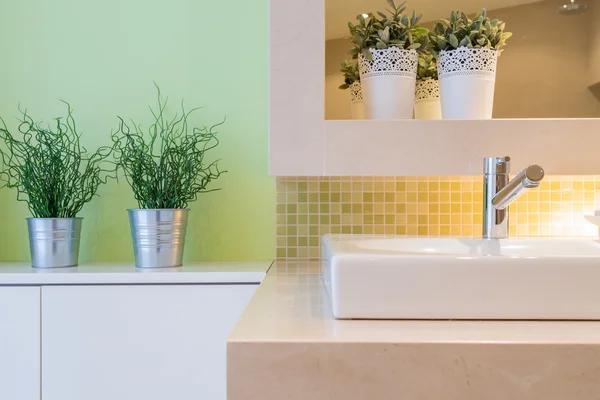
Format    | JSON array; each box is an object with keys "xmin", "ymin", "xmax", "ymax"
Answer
[{"xmin": 322, "ymin": 234, "xmax": 600, "ymax": 320}]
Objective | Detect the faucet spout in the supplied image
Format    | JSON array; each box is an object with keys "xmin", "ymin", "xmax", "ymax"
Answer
[
  {"xmin": 482, "ymin": 157, "xmax": 544, "ymax": 239},
  {"xmin": 492, "ymin": 165, "xmax": 544, "ymax": 210}
]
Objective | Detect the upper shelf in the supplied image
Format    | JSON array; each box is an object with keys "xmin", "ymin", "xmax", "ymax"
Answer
[{"xmin": 322, "ymin": 119, "xmax": 600, "ymax": 176}]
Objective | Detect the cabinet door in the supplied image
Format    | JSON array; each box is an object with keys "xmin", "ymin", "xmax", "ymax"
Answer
[
  {"xmin": 41, "ymin": 284, "xmax": 257, "ymax": 400},
  {"xmin": 0, "ymin": 286, "xmax": 41, "ymax": 400}
]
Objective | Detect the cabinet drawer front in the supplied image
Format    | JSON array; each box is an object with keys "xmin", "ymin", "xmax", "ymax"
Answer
[
  {"xmin": 42, "ymin": 284, "xmax": 257, "ymax": 400},
  {"xmin": 0, "ymin": 286, "xmax": 41, "ymax": 400}
]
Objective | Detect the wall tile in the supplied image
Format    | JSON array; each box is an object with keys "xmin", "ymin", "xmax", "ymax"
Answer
[{"xmin": 276, "ymin": 176, "xmax": 600, "ymax": 260}]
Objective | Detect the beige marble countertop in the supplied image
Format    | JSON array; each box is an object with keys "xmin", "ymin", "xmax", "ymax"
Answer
[
  {"xmin": 229, "ymin": 261, "xmax": 600, "ymax": 344},
  {"xmin": 228, "ymin": 262, "xmax": 600, "ymax": 399}
]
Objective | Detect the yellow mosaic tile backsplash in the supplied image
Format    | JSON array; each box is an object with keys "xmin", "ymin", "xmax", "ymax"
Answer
[{"xmin": 276, "ymin": 176, "xmax": 600, "ymax": 260}]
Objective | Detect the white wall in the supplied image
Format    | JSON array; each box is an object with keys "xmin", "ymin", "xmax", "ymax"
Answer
[
  {"xmin": 588, "ymin": 0, "xmax": 600, "ymax": 98},
  {"xmin": 492, "ymin": 0, "xmax": 600, "ymax": 118},
  {"xmin": 325, "ymin": 38, "xmax": 356, "ymax": 119}
]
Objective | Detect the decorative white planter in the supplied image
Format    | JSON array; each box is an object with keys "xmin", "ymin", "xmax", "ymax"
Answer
[
  {"xmin": 438, "ymin": 47, "xmax": 498, "ymax": 119},
  {"xmin": 414, "ymin": 79, "xmax": 442, "ymax": 120},
  {"xmin": 349, "ymin": 81, "xmax": 364, "ymax": 120},
  {"xmin": 358, "ymin": 47, "xmax": 418, "ymax": 120}
]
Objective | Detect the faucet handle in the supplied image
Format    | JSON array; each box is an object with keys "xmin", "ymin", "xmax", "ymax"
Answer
[
  {"xmin": 483, "ymin": 156, "xmax": 511, "ymax": 174},
  {"xmin": 524, "ymin": 164, "xmax": 544, "ymax": 186}
]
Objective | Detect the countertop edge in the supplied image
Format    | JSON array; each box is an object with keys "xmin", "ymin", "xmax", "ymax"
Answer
[{"xmin": 0, "ymin": 261, "xmax": 272, "ymax": 285}]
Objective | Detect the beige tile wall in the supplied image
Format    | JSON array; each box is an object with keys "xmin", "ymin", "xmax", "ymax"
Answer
[{"xmin": 276, "ymin": 176, "xmax": 600, "ymax": 259}]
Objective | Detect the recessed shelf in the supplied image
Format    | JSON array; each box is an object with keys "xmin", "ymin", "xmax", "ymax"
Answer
[{"xmin": 268, "ymin": 0, "xmax": 600, "ymax": 177}]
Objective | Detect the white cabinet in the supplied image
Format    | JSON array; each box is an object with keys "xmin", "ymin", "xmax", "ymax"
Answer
[
  {"xmin": 0, "ymin": 287, "xmax": 41, "ymax": 400},
  {"xmin": 41, "ymin": 284, "xmax": 257, "ymax": 400}
]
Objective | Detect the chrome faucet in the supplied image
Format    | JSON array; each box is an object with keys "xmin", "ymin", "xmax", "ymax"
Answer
[{"xmin": 483, "ymin": 157, "xmax": 544, "ymax": 239}]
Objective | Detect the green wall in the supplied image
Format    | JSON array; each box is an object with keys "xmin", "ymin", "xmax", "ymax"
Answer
[{"xmin": 0, "ymin": 0, "xmax": 274, "ymax": 261}]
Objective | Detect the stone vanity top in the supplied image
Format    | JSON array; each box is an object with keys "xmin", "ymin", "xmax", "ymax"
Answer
[
  {"xmin": 229, "ymin": 261, "xmax": 600, "ymax": 343},
  {"xmin": 0, "ymin": 261, "xmax": 271, "ymax": 285},
  {"xmin": 228, "ymin": 262, "xmax": 600, "ymax": 400}
]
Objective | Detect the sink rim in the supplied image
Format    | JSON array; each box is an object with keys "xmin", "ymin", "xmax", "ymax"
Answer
[{"xmin": 323, "ymin": 234, "xmax": 600, "ymax": 258}]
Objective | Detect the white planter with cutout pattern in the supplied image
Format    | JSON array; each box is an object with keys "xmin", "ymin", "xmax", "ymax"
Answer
[
  {"xmin": 414, "ymin": 79, "xmax": 442, "ymax": 120},
  {"xmin": 349, "ymin": 81, "xmax": 364, "ymax": 120},
  {"xmin": 438, "ymin": 47, "xmax": 498, "ymax": 119},
  {"xmin": 358, "ymin": 47, "xmax": 418, "ymax": 120}
]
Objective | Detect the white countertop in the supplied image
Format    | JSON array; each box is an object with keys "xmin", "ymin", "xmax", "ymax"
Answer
[
  {"xmin": 229, "ymin": 261, "xmax": 600, "ymax": 344},
  {"xmin": 0, "ymin": 261, "xmax": 272, "ymax": 285}
]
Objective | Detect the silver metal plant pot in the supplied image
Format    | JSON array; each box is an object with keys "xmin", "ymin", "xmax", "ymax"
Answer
[
  {"xmin": 128, "ymin": 209, "xmax": 189, "ymax": 268},
  {"xmin": 27, "ymin": 218, "xmax": 83, "ymax": 268}
]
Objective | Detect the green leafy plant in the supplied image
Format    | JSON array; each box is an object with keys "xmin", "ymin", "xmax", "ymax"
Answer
[
  {"xmin": 339, "ymin": 60, "xmax": 360, "ymax": 90},
  {"xmin": 417, "ymin": 53, "xmax": 438, "ymax": 81},
  {"xmin": 348, "ymin": 0, "xmax": 429, "ymax": 61},
  {"xmin": 0, "ymin": 103, "xmax": 115, "ymax": 218},
  {"xmin": 111, "ymin": 85, "xmax": 225, "ymax": 209},
  {"xmin": 430, "ymin": 9, "xmax": 512, "ymax": 57}
]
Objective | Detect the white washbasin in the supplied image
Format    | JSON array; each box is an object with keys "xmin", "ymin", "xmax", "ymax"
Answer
[{"xmin": 322, "ymin": 234, "xmax": 600, "ymax": 320}]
